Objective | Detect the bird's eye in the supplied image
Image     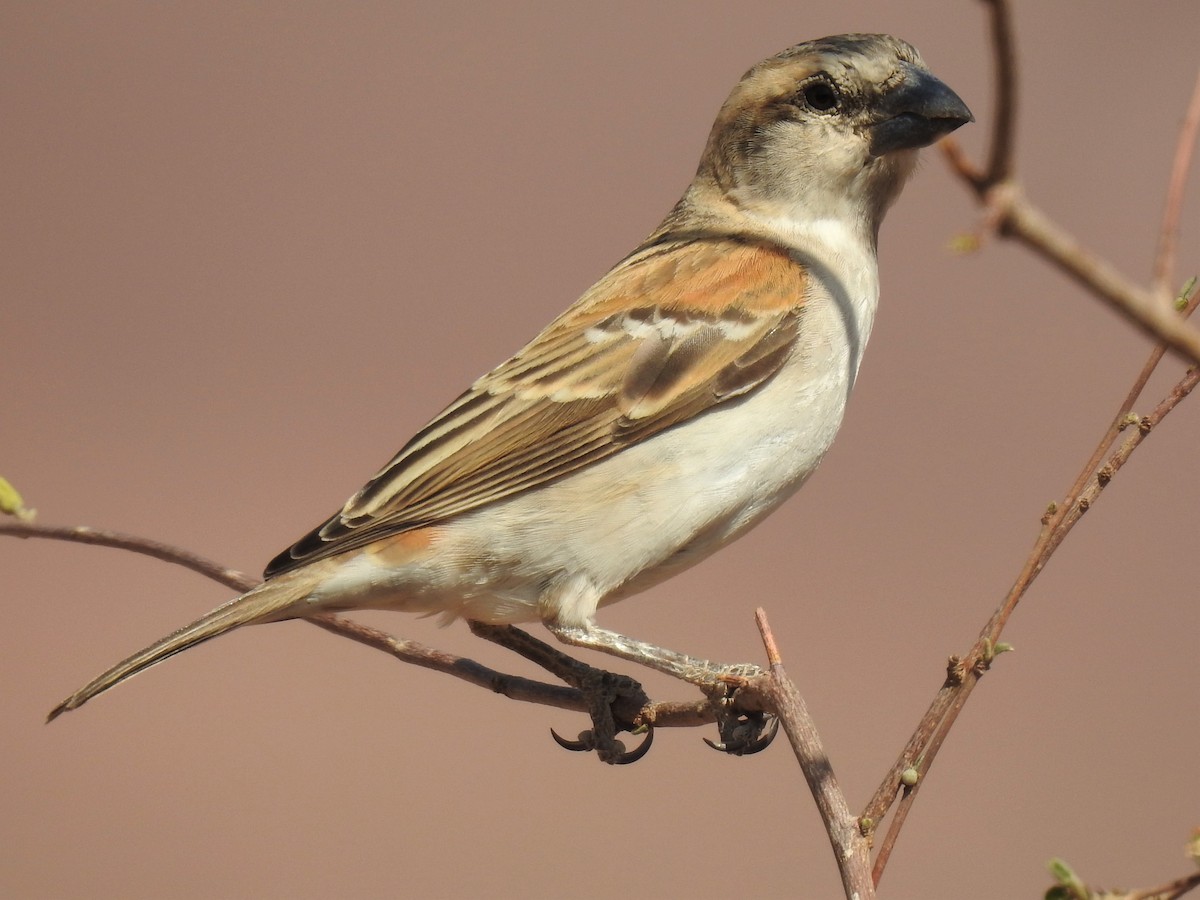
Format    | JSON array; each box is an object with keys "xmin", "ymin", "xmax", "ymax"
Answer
[{"xmin": 802, "ymin": 81, "xmax": 840, "ymax": 112}]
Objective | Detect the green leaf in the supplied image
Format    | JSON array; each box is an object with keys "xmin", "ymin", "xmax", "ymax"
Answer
[
  {"xmin": 1046, "ymin": 858, "xmax": 1088, "ymax": 899},
  {"xmin": 0, "ymin": 476, "xmax": 35, "ymax": 521}
]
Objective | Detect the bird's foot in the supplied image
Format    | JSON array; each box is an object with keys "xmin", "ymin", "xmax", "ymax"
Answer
[
  {"xmin": 546, "ymin": 622, "xmax": 775, "ymax": 756},
  {"xmin": 550, "ymin": 668, "xmax": 654, "ymax": 765},
  {"xmin": 467, "ymin": 621, "xmax": 653, "ymax": 764},
  {"xmin": 701, "ymin": 673, "xmax": 778, "ymax": 756}
]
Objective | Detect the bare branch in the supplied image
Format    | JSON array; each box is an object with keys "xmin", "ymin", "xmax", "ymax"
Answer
[
  {"xmin": 1048, "ymin": 857, "xmax": 1200, "ymax": 900},
  {"xmin": 939, "ymin": 156, "xmax": 1200, "ymax": 365},
  {"xmin": 0, "ymin": 519, "xmax": 733, "ymax": 732},
  {"xmin": 864, "ymin": 329, "xmax": 1199, "ymax": 855},
  {"xmin": 1152, "ymin": 67, "xmax": 1200, "ymax": 299},
  {"xmin": 980, "ymin": 0, "xmax": 1018, "ymax": 182},
  {"xmin": 940, "ymin": 6, "xmax": 1200, "ymax": 366},
  {"xmin": 0, "ymin": 520, "xmax": 257, "ymax": 592},
  {"xmin": 871, "ymin": 0, "xmax": 1200, "ymax": 860},
  {"xmin": 1126, "ymin": 869, "xmax": 1200, "ymax": 900},
  {"xmin": 754, "ymin": 609, "xmax": 874, "ymax": 899},
  {"xmin": 1001, "ymin": 194, "xmax": 1200, "ymax": 365}
]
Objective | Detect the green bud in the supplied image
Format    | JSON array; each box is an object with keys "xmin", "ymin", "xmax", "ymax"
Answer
[{"xmin": 1175, "ymin": 275, "xmax": 1197, "ymax": 311}]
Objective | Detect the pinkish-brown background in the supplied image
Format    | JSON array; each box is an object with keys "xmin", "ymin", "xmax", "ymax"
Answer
[{"xmin": 3, "ymin": 3, "xmax": 1198, "ymax": 898}]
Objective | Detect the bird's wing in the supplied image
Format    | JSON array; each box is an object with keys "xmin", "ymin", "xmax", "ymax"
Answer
[{"xmin": 265, "ymin": 236, "xmax": 809, "ymax": 577}]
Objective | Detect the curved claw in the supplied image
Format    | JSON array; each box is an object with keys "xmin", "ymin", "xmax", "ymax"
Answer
[
  {"xmin": 550, "ymin": 728, "xmax": 595, "ymax": 752},
  {"xmin": 549, "ymin": 724, "xmax": 654, "ymax": 764},
  {"xmin": 737, "ymin": 716, "xmax": 779, "ymax": 755},
  {"xmin": 611, "ymin": 725, "xmax": 654, "ymax": 765},
  {"xmin": 703, "ymin": 715, "xmax": 779, "ymax": 756}
]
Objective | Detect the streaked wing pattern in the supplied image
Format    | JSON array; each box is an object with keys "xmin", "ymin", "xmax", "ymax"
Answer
[{"xmin": 265, "ymin": 238, "xmax": 808, "ymax": 577}]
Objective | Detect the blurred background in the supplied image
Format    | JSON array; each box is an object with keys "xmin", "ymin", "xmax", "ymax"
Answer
[{"xmin": 3, "ymin": 2, "xmax": 1198, "ymax": 897}]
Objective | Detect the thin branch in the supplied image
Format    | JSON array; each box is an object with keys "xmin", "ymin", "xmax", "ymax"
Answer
[
  {"xmin": 0, "ymin": 519, "xmax": 730, "ymax": 731},
  {"xmin": 863, "ymin": 344, "xmax": 1199, "ymax": 850},
  {"xmin": 870, "ymin": 0, "xmax": 1200, "ymax": 857},
  {"xmin": 1152, "ymin": 67, "xmax": 1200, "ymax": 299},
  {"xmin": 1126, "ymin": 869, "xmax": 1200, "ymax": 900},
  {"xmin": 939, "ymin": 7, "xmax": 1200, "ymax": 366},
  {"xmin": 1047, "ymin": 856, "xmax": 1200, "ymax": 900},
  {"xmin": 980, "ymin": 0, "xmax": 1017, "ymax": 182},
  {"xmin": 871, "ymin": 658, "xmax": 975, "ymax": 885},
  {"xmin": 0, "ymin": 521, "xmax": 258, "ymax": 592},
  {"xmin": 1002, "ymin": 196, "xmax": 1200, "ymax": 365},
  {"xmin": 754, "ymin": 609, "xmax": 874, "ymax": 900},
  {"xmin": 940, "ymin": 153, "xmax": 1200, "ymax": 365}
]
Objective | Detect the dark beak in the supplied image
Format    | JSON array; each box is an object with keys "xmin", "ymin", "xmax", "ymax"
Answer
[{"xmin": 868, "ymin": 65, "xmax": 973, "ymax": 157}]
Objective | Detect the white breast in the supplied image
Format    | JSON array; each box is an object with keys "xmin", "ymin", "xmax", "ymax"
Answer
[
  {"xmin": 319, "ymin": 215, "xmax": 882, "ymax": 627},
  {"xmin": 438, "ymin": 219, "xmax": 880, "ymax": 624}
]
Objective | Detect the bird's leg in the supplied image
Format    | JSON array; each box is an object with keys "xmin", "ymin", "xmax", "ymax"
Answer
[
  {"xmin": 467, "ymin": 621, "xmax": 653, "ymax": 764},
  {"xmin": 546, "ymin": 622, "xmax": 762, "ymax": 685},
  {"xmin": 547, "ymin": 622, "xmax": 777, "ymax": 756}
]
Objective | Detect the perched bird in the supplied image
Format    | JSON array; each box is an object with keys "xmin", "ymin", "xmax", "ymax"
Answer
[{"xmin": 50, "ymin": 35, "xmax": 971, "ymax": 749}]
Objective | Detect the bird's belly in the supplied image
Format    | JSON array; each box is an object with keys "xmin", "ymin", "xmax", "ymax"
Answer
[
  {"xmin": 315, "ymin": 298, "xmax": 862, "ymax": 626},
  {"xmin": 438, "ymin": 322, "xmax": 855, "ymax": 623}
]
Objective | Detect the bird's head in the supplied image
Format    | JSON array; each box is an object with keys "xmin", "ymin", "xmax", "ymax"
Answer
[{"xmin": 698, "ymin": 34, "xmax": 973, "ymax": 241}]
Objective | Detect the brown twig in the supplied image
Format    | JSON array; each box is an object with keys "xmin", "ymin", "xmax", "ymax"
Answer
[
  {"xmin": 1152, "ymin": 67, "xmax": 1200, "ymax": 299},
  {"xmin": 865, "ymin": 0, "xmax": 1200, "ymax": 879},
  {"xmin": 0, "ymin": 521, "xmax": 259, "ymax": 592},
  {"xmin": 866, "ymin": 287, "xmax": 1200, "ymax": 877},
  {"xmin": 753, "ymin": 609, "xmax": 874, "ymax": 900},
  {"xmin": 980, "ymin": 0, "xmax": 1017, "ymax": 182},
  {"xmin": 941, "ymin": 151, "xmax": 1200, "ymax": 364},
  {"xmin": 870, "ymin": 649, "xmax": 990, "ymax": 884},
  {"xmin": 0, "ymin": 519, "xmax": 732, "ymax": 731},
  {"xmin": 939, "ymin": 2, "xmax": 1200, "ymax": 366},
  {"xmin": 1126, "ymin": 869, "xmax": 1200, "ymax": 900},
  {"xmin": 982, "ymin": 286, "xmax": 1198, "ymax": 642}
]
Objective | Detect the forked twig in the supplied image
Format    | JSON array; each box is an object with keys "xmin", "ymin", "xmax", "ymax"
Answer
[
  {"xmin": 940, "ymin": 1, "xmax": 1200, "ymax": 366},
  {"xmin": 753, "ymin": 609, "xmax": 874, "ymax": 898},
  {"xmin": 866, "ymin": 0, "xmax": 1200, "ymax": 883},
  {"xmin": 1153, "ymin": 68, "xmax": 1200, "ymax": 299}
]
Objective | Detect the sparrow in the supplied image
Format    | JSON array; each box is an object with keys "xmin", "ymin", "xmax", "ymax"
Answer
[{"xmin": 50, "ymin": 35, "xmax": 971, "ymax": 740}]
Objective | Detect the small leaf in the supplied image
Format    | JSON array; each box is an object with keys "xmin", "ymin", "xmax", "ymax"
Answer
[
  {"xmin": 1047, "ymin": 858, "xmax": 1074, "ymax": 881},
  {"xmin": 1046, "ymin": 858, "xmax": 1089, "ymax": 899},
  {"xmin": 0, "ymin": 476, "xmax": 35, "ymax": 521}
]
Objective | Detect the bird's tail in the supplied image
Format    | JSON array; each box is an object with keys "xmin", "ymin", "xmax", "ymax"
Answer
[{"xmin": 47, "ymin": 574, "xmax": 314, "ymax": 722}]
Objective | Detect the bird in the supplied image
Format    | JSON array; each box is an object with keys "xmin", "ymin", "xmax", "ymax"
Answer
[{"xmin": 49, "ymin": 34, "xmax": 971, "ymax": 755}]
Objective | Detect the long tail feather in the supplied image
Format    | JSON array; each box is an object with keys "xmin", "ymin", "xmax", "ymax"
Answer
[{"xmin": 48, "ymin": 575, "xmax": 312, "ymax": 721}]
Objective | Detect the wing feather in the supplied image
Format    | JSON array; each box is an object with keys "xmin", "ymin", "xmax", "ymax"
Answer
[{"xmin": 264, "ymin": 237, "xmax": 809, "ymax": 577}]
